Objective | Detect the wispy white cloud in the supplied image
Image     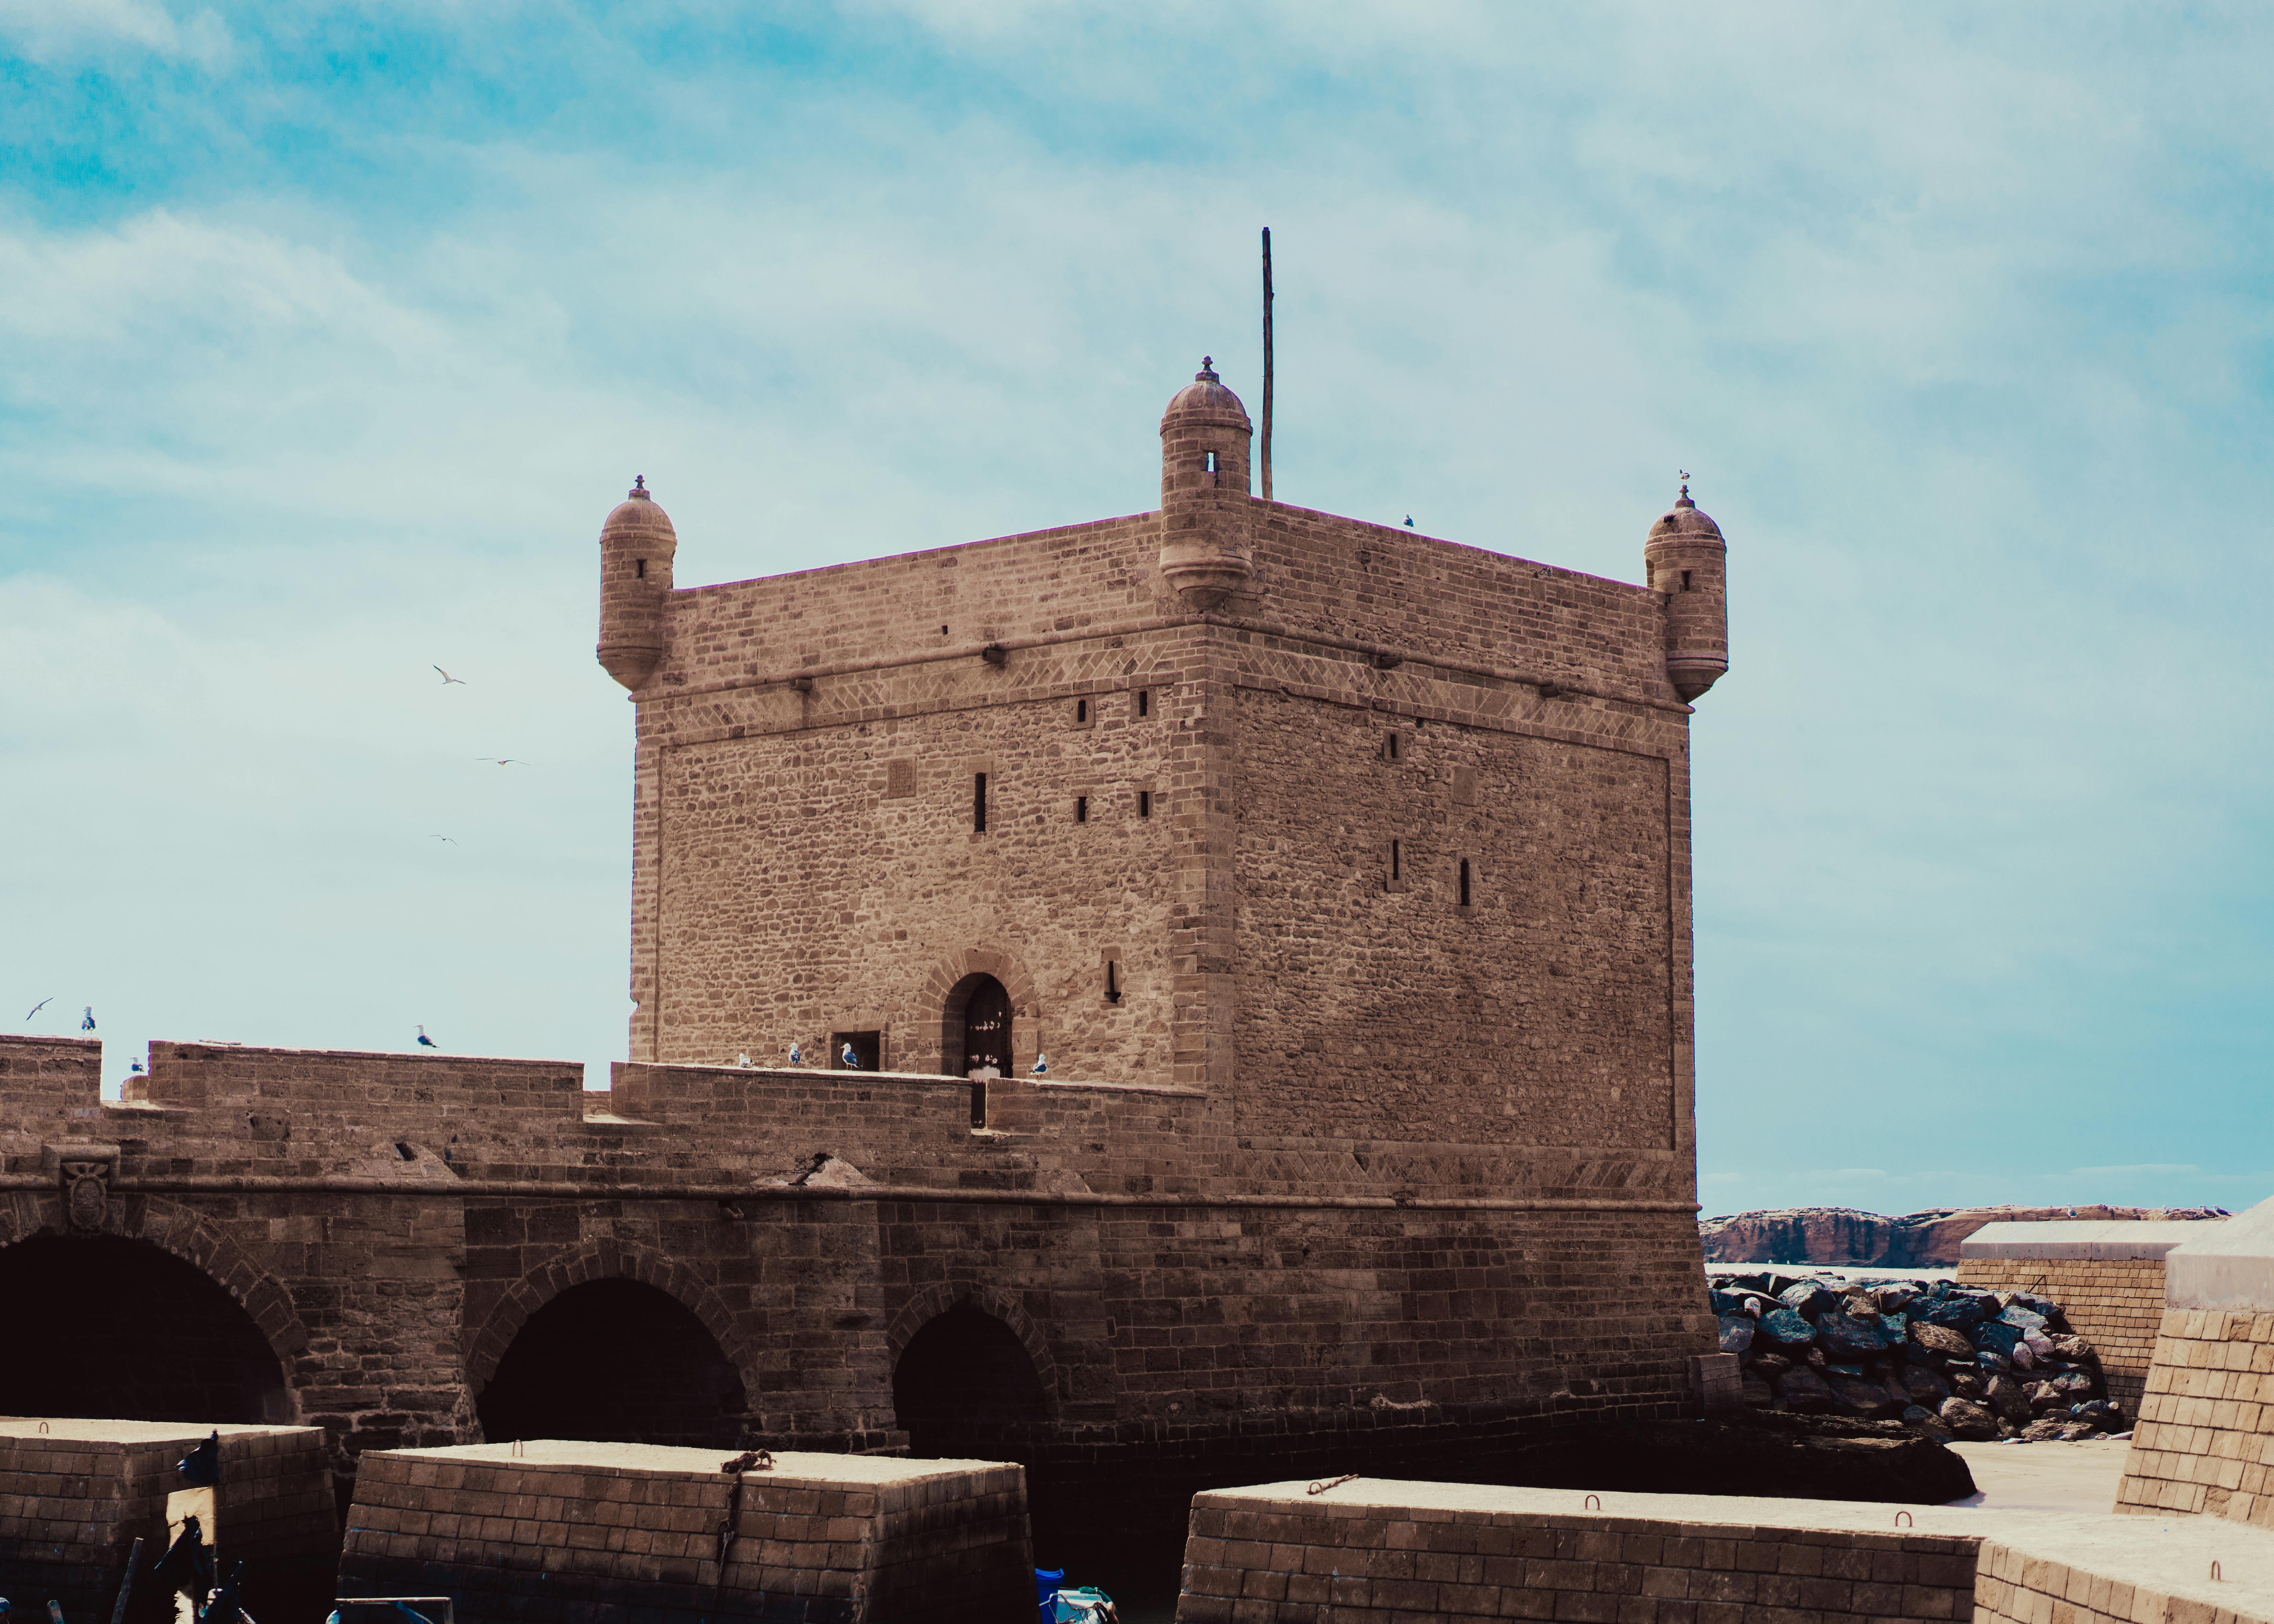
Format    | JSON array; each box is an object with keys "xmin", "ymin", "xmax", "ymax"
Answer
[{"xmin": 0, "ymin": 0, "xmax": 231, "ymax": 64}]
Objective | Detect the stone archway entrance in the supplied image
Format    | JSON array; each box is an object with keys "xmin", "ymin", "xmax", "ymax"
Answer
[
  {"xmin": 0, "ymin": 1233, "xmax": 292, "ymax": 1423},
  {"xmin": 891, "ymin": 1301, "xmax": 1049, "ymax": 1460},
  {"xmin": 946, "ymin": 974, "xmax": 1013, "ymax": 1077},
  {"xmin": 475, "ymin": 1277, "xmax": 747, "ymax": 1448}
]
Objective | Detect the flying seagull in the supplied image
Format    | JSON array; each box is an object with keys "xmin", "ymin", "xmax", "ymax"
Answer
[
  {"xmin": 431, "ymin": 835, "xmax": 457, "ymax": 845},
  {"xmin": 434, "ymin": 666, "xmax": 467, "ymax": 685},
  {"xmin": 81, "ymin": 1006, "xmax": 96, "ymax": 1031},
  {"xmin": 416, "ymin": 1024, "xmax": 438, "ymax": 1049},
  {"xmin": 474, "ymin": 757, "xmax": 530, "ymax": 767},
  {"xmin": 24, "ymin": 997, "xmax": 51, "ymax": 1021},
  {"xmin": 787, "ymin": 1041, "xmax": 803, "ymax": 1065},
  {"xmin": 1031, "ymin": 1052, "xmax": 1049, "ymax": 1076}
]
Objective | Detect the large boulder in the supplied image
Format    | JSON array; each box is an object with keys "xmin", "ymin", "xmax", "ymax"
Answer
[
  {"xmin": 1898, "ymin": 1362, "xmax": 1951, "ymax": 1407},
  {"xmin": 1718, "ymin": 1314, "xmax": 1756, "ymax": 1355},
  {"xmin": 1914, "ymin": 1293, "xmax": 1987, "ymax": 1333},
  {"xmin": 2050, "ymin": 1334, "xmax": 2095, "ymax": 1362},
  {"xmin": 1974, "ymin": 1320, "xmax": 2024, "ymax": 1359},
  {"xmin": 1741, "ymin": 1374, "xmax": 1776, "ymax": 1408},
  {"xmin": 1938, "ymin": 1397, "xmax": 1999, "ymax": 1441},
  {"xmin": 1901, "ymin": 1404, "xmax": 1954, "ymax": 1441},
  {"xmin": 1909, "ymin": 1321, "xmax": 1974, "ymax": 1360},
  {"xmin": 1828, "ymin": 1374, "xmax": 1905, "ymax": 1420},
  {"xmin": 1776, "ymin": 1366, "xmax": 1838, "ymax": 1413},
  {"xmin": 1758, "ymin": 1308, "xmax": 1818, "ymax": 1350},
  {"xmin": 1748, "ymin": 1351, "xmax": 1794, "ymax": 1380},
  {"xmin": 1984, "ymin": 1373, "xmax": 2032, "ymax": 1426},
  {"xmin": 1947, "ymin": 1366, "xmax": 1987, "ymax": 1400},
  {"xmin": 1780, "ymin": 1281, "xmax": 1839, "ymax": 1320},
  {"xmin": 1818, "ymin": 1312, "xmax": 1890, "ymax": 1359}
]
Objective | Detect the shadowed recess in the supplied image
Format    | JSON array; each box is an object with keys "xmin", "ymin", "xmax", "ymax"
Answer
[
  {"xmin": 475, "ymin": 1277, "xmax": 747, "ymax": 1447},
  {"xmin": 0, "ymin": 1233, "xmax": 291, "ymax": 1423},
  {"xmin": 892, "ymin": 1302, "xmax": 1049, "ymax": 1460}
]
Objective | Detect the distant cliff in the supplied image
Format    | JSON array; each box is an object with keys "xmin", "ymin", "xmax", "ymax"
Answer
[{"xmin": 1698, "ymin": 1205, "xmax": 2226, "ymax": 1267}]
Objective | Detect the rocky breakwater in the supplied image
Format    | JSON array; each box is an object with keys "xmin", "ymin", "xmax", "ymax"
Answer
[
  {"xmin": 1700, "ymin": 1205, "xmax": 2225, "ymax": 1267},
  {"xmin": 1715, "ymin": 1273, "xmax": 2129, "ymax": 1444}
]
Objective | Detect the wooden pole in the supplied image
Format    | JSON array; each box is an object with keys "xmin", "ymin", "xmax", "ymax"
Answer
[
  {"xmin": 1260, "ymin": 226, "xmax": 1274, "ymax": 503},
  {"xmin": 108, "ymin": 1536, "xmax": 145, "ymax": 1624}
]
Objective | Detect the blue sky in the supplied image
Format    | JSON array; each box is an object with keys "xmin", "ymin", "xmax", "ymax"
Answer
[{"xmin": 2, "ymin": 2, "xmax": 2268, "ymax": 1215}]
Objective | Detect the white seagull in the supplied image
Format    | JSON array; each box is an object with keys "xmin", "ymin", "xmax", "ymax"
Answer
[
  {"xmin": 416, "ymin": 1025, "xmax": 439, "ymax": 1049},
  {"xmin": 839, "ymin": 1041, "xmax": 859, "ymax": 1069},
  {"xmin": 787, "ymin": 1041, "xmax": 803, "ymax": 1065},
  {"xmin": 81, "ymin": 1006, "xmax": 96, "ymax": 1031},
  {"xmin": 474, "ymin": 757, "xmax": 530, "ymax": 767},
  {"xmin": 24, "ymin": 997, "xmax": 51, "ymax": 1021},
  {"xmin": 1030, "ymin": 1052, "xmax": 1049, "ymax": 1076},
  {"xmin": 434, "ymin": 666, "xmax": 467, "ymax": 685}
]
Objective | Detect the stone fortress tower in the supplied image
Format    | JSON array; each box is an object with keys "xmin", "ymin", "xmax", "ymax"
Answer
[{"xmin": 598, "ymin": 356, "xmax": 1727, "ymax": 1150}]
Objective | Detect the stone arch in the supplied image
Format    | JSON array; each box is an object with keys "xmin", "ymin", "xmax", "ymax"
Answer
[
  {"xmin": 464, "ymin": 1237, "xmax": 754, "ymax": 1393},
  {"xmin": 0, "ymin": 1191, "xmax": 311, "ymax": 1422},
  {"xmin": 885, "ymin": 1280, "xmax": 1058, "ymax": 1413},
  {"xmin": 917, "ymin": 946, "xmax": 1045, "ymax": 1076}
]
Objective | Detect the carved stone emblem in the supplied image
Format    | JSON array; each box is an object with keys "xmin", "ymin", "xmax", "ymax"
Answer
[{"xmin": 61, "ymin": 1159, "xmax": 110, "ymax": 1232}]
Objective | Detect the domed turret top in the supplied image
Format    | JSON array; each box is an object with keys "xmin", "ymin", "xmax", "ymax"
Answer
[
  {"xmin": 1648, "ymin": 474, "xmax": 1723, "ymax": 542},
  {"xmin": 1162, "ymin": 356, "xmax": 1250, "ymax": 425},
  {"xmin": 603, "ymin": 475, "xmax": 677, "ymax": 538}
]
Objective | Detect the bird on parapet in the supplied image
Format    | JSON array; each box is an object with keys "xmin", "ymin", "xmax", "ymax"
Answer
[
  {"xmin": 434, "ymin": 666, "xmax": 467, "ymax": 685},
  {"xmin": 416, "ymin": 1025, "xmax": 439, "ymax": 1049},
  {"xmin": 1403, "ymin": 515, "xmax": 1415, "ymax": 527},
  {"xmin": 81, "ymin": 1006, "xmax": 95, "ymax": 1031},
  {"xmin": 1031, "ymin": 1053, "xmax": 1049, "ymax": 1076},
  {"xmin": 24, "ymin": 997, "xmax": 51, "ymax": 1021},
  {"xmin": 736, "ymin": 1052, "xmax": 751, "ymax": 1068},
  {"xmin": 840, "ymin": 1041, "xmax": 859, "ymax": 1069},
  {"xmin": 788, "ymin": 1041, "xmax": 803, "ymax": 1065},
  {"xmin": 130, "ymin": 1060, "xmax": 145, "ymax": 1074}
]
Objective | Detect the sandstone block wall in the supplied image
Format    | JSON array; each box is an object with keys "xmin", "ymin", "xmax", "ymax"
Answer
[
  {"xmin": 337, "ymin": 1443, "xmax": 1030, "ymax": 1624},
  {"xmin": 2116, "ymin": 1310, "xmax": 2274, "ymax": 1530},
  {"xmin": 1174, "ymin": 1488, "xmax": 1979, "ymax": 1622},
  {"xmin": 1971, "ymin": 1538, "xmax": 2272, "ymax": 1624},
  {"xmin": 1956, "ymin": 1258, "xmax": 2169, "ymax": 1412},
  {"xmin": 0, "ymin": 1421, "xmax": 334, "ymax": 1622}
]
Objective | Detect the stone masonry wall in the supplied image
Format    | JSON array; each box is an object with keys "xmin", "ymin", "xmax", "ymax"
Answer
[
  {"xmin": 2116, "ymin": 1310, "xmax": 2274, "ymax": 1530},
  {"xmin": 338, "ymin": 1443, "xmax": 1031, "ymax": 1624},
  {"xmin": 1957, "ymin": 1257, "xmax": 2168, "ymax": 1414}
]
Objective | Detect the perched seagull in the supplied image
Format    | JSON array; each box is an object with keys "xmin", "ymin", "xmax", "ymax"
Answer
[
  {"xmin": 130, "ymin": 1060, "xmax": 145, "ymax": 1074},
  {"xmin": 736, "ymin": 1052, "xmax": 751, "ymax": 1068},
  {"xmin": 839, "ymin": 1041, "xmax": 859, "ymax": 1069},
  {"xmin": 434, "ymin": 666, "xmax": 467, "ymax": 685},
  {"xmin": 787, "ymin": 1041, "xmax": 803, "ymax": 1065},
  {"xmin": 1031, "ymin": 1053, "xmax": 1049, "ymax": 1076},
  {"xmin": 81, "ymin": 1006, "xmax": 96, "ymax": 1031},
  {"xmin": 475, "ymin": 757, "xmax": 531, "ymax": 767},
  {"xmin": 1403, "ymin": 515, "xmax": 1415, "ymax": 527},
  {"xmin": 431, "ymin": 835, "xmax": 457, "ymax": 845},
  {"xmin": 24, "ymin": 996, "xmax": 51, "ymax": 1021},
  {"xmin": 416, "ymin": 1025, "xmax": 439, "ymax": 1049}
]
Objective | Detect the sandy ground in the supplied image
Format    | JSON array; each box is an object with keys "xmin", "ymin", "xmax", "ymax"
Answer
[{"xmin": 1945, "ymin": 1435, "xmax": 2131, "ymax": 1512}]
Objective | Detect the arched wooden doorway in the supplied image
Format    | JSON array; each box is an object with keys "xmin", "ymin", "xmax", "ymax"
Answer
[{"xmin": 946, "ymin": 973, "xmax": 1013, "ymax": 1077}]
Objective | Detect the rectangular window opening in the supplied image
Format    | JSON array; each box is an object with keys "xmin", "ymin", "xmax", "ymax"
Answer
[
  {"xmin": 1136, "ymin": 689, "xmax": 1150, "ymax": 718},
  {"xmin": 973, "ymin": 773, "xmax": 988, "ymax": 834},
  {"xmin": 635, "ymin": 558, "xmax": 646, "ymax": 579},
  {"xmin": 1459, "ymin": 858, "xmax": 1472, "ymax": 908},
  {"xmin": 1205, "ymin": 450, "xmax": 1219, "ymax": 478},
  {"xmin": 1385, "ymin": 731, "xmax": 1401, "ymax": 761},
  {"xmin": 831, "ymin": 1030, "xmax": 882, "ymax": 1072},
  {"xmin": 1138, "ymin": 790, "xmax": 1152, "ymax": 819},
  {"xmin": 1681, "ymin": 570, "xmax": 1693, "ymax": 591},
  {"xmin": 1076, "ymin": 697, "xmax": 1089, "ymax": 724},
  {"xmin": 1105, "ymin": 960, "xmax": 1120, "ymax": 1003},
  {"xmin": 1391, "ymin": 839, "xmax": 1402, "ymax": 882},
  {"xmin": 1075, "ymin": 795, "xmax": 1088, "ymax": 824},
  {"xmin": 969, "ymin": 1079, "xmax": 988, "ymax": 1129}
]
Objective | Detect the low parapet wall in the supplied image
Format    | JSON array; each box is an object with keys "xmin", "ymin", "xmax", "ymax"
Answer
[
  {"xmin": 338, "ymin": 1442, "xmax": 1031, "ymax": 1624},
  {"xmin": 1175, "ymin": 1479, "xmax": 2274, "ymax": 1623}
]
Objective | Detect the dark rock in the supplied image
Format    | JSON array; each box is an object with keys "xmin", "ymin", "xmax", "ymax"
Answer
[
  {"xmin": 2051, "ymin": 1369, "xmax": 2096, "ymax": 1400},
  {"xmin": 1871, "ymin": 1284, "xmax": 1919, "ymax": 1315},
  {"xmin": 1740, "ymin": 1374, "xmax": 1776, "ymax": 1408},
  {"xmin": 1910, "ymin": 1321, "xmax": 1974, "ymax": 1360},
  {"xmin": 1900, "ymin": 1404, "xmax": 1953, "ymax": 1441},
  {"xmin": 1948, "ymin": 1367, "xmax": 1986, "ymax": 1401},
  {"xmin": 1718, "ymin": 1314, "xmax": 1756, "ymax": 1355},
  {"xmin": 1974, "ymin": 1320, "xmax": 2023, "ymax": 1359},
  {"xmin": 1898, "ymin": 1363, "xmax": 1950, "ymax": 1407},
  {"xmin": 1780, "ymin": 1281, "xmax": 1839, "ymax": 1319},
  {"xmin": 1747, "ymin": 1352, "xmax": 1794, "ymax": 1380},
  {"xmin": 1879, "ymin": 1311, "xmax": 1909, "ymax": 1343},
  {"xmin": 1776, "ymin": 1366, "xmax": 1838, "ymax": 1413},
  {"xmin": 1499, "ymin": 1411, "xmax": 1975, "ymax": 1504},
  {"xmin": 1938, "ymin": 1397, "xmax": 1998, "ymax": 1441},
  {"xmin": 1914, "ymin": 1293, "xmax": 1986, "ymax": 1332},
  {"xmin": 2025, "ymin": 1381, "xmax": 2065, "ymax": 1414},
  {"xmin": 1709, "ymin": 1289, "xmax": 1744, "ymax": 1315},
  {"xmin": 1759, "ymin": 1308, "xmax": 1818, "ymax": 1350},
  {"xmin": 2020, "ymin": 1418, "xmax": 2066, "ymax": 1443},
  {"xmin": 1824, "ymin": 1362, "xmax": 1866, "ymax": 1378},
  {"xmin": 1977, "ymin": 1350, "xmax": 2012, "ymax": 1375},
  {"xmin": 1984, "ymin": 1374, "xmax": 2032, "ymax": 1425},
  {"xmin": 2051, "ymin": 1334, "xmax": 2095, "ymax": 1361},
  {"xmin": 1827, "ymin": 1374, "xmax": 1904, "ymax": 1420},
  {"xmin": 1819, "ymin": 1312, "xmax": 1890, "ymax": 1359}
]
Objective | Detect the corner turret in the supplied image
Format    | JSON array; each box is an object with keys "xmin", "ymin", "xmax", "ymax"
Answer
[
  {"xmin": 597, "ymin": 477, "xmax": 677, "ymax": 690},
  {"xmin": 1644, "ymin": 477, "xmax": 1727, "ymax": 702},
  {"xmin": 1157, "ymin": 358, "xmax": 1254, "ymax": 608}
]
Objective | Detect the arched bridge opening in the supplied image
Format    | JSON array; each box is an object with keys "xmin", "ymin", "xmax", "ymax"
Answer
[
  {"xmin": 0, "ymin": 1233, "xmax": 291, "ymax": 1423},
  {"xmin": 892, "ymin": 1302, "xmax": 1050, "ymax": 1461},
  {"xmin": 476, "ymin": 1278, "xmax": 747, "ymax": 1448}
]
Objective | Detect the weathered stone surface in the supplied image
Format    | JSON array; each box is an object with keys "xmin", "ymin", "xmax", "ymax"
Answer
[
  {"xmin": 1716, "ymin": 1313, "xmax": 1755, "ymax": 1355},
  {"xmin": 1827, "ymin": 1374, "xmax": 1903, "ymax": 1419},
  {"xmin": 1899, "ymin": 1362, "xmax": 1951, "ymax": 1407},
  {"xmin": 1984, "ymin": 1373, "xmax": 2032, "ymax": 1425},
  {"xmin": 1775, "ymin": 1365, "xmax": 1837, "ymax": 1413},
  {"xmin": 1948, "ymin": 1366, "xmax": 1987, "ymax": 1400},
  {"xmin": 1758, "ymin": 1307, "xmax": 1818, "ymax": 1349},
  {"xmin": 1779, "ymin": 1280, "xmax": 1838, "ymax": 1320},
  {"xmin": 1939, "ymin": 1397, "xmax": 1998, "ymax": 1440},
  {"xmin": 1698, "ymin": 1204, "xmax": 2221, "ymax": 1266},
  {"xmin": 1901, "ymin": 1404, "xmax": 1955, "ymax": 1441},
  {"xmin": 1817, "ymin": 1311, "xmax": 1888, "ymax": 1359},
  {"xmin": 1910, "ymin": 1320, "xmax": 1975, "ymax": 1359},
  {"xmin": 1739, "ymin": 1374, "xmax": 1775, "ymax": 1408}
]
